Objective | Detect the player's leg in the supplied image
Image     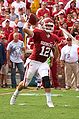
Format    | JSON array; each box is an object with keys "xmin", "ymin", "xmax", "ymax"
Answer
[
  {"xmin": 42, "ymin": 76, "xmax": 54, "ymax": 107},
  {"xmin": 38, "ymin": 62, "xmax": 54, "ymax": 107},
  {"xmin": 10, "ymin": 60, "xmax": 38, "ymax": 105},
  {"xmin": 10, "ymin": 80, "xmax": 24, "ymax": 105}
]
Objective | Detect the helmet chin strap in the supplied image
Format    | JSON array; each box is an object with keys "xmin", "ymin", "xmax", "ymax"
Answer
[
  {"xmin": 43, "ymin": 26, "xmax": 52, "ymax": 33},
  {"xmin": 45, "ymin": 29, "xmax": 52, "ymax": 33}
]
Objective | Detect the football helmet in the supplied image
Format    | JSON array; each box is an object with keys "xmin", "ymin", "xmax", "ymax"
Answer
[{"xmin": 41, "ymin": 17, "xmax": 54, "ymax": 33}]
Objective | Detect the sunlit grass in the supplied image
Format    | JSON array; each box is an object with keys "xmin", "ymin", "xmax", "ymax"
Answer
[{"xmin": 0, "ymin": 88, "xmax": 79, "ymax": 119}]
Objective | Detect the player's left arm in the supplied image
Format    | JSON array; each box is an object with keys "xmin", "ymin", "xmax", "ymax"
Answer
[{"xmin": 49, "ymin": 50, "xmax": 54, "ymax": 67}]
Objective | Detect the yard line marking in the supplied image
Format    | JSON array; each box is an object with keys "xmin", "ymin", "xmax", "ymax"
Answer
[
  {"xmin": 20, "ymin": 93, "xmax": 63, "ymax": 97},
  {"xmin": 18, "ymin": 103, "xmax": 27, "ymax": 106},
  {"xmin": 0, "ymin": 88, "xmax": 37, "ymax": 96},
  {"xmin": 0, "ymin": 92, "xmax": 63, "ymax": 97},
  {"xmin": 64, "ymin": 105, "xmax": 70, "ymax": 107},
  {"xmin": 0, "ymin": 92, "xmax": 13, "ymax": 96}
]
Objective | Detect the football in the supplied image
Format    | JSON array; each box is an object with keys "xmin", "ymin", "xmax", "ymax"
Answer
[{"xmin": 28, "ymin": 13, "xmax": 38, "ymax": 25}]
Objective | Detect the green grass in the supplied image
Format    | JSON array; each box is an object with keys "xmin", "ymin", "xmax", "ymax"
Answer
[{"xmin": 0, "ymin": 88, "xmax": 79, "ymax": 119}]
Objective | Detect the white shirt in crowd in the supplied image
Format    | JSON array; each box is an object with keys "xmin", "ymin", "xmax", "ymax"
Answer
[
  {"xmin": 60, "ymin": 44, "xmax": 79, "ymax": 63},
  {"xmin": 11, "ymin": 1, "xmax": 26, "ymax": 15},
  {"xmin": 7, "ymin": 40, "xmax": 24, "ymax": 63}
]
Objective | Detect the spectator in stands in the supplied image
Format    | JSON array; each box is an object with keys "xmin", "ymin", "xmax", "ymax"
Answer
[
  {"xmin": 18, "ymin": 7, "xmax": 25, "ymax": 19},
  {"xmin": 11, "ymin": 0, "xmax": 26, "ymax": 15},
  {"xmin": 70, "ymin": 21, "xmax": 79, "ymax": 37},
  {"xmin": 7, "ymin": 33, "xmax": 25, "ymax": 88},
  {"xmin": 66, "ymin": 13, "xmax": 74, "ymax": 32},
  {"xmin": 0, "ymin": 7, "xmax": 5, "ymax": 24},
  {"xmin": 0, "ymin": 35, "xmax": 6, "ymax": 69},
  {"xmin": 5, "ymin": 7, "xmax": 10, "ymax": 15},
  {"xmin": 58, "ymin": 12, "xmax": 66, "ymax": 27},
  {"xmin": 64, "ymin": 0, "xmax": 79, "ymax": 11},
  {"xmin": 2, "ymin": 19, "xmax": 13, "ymax": 42},
  {"xmin": 10, "ymin": 6, "xmax": 19, "ymax": 21},
  {"xmin": 71, "ymin": 11, "xmax": 78, "ymax": 22},
  {"xmin": 52, "ymin": 3, "xmax": 59, "ymax": 17},
  {"xmin": 14, "ymin": 17, "xmax": 19, "ymax": 26},
  {"xmin": 0, "ymin": 35, "xmax": 6, "ymax": 87},
  {"xmin": 57, "ymin": 22, "xmax": 68, "ymax": 38},
  {"xmin": 0, "ymin": 35, "xmax": 8, "ymax": 88},
  {"xmin": 8, "ymin": 25, "xmax": 24, "ymax": 43},
  {"xmin": 65, "ymin": 0, "xmax": 76, "ymax": 15},
  {"xmin": 58, "ymin": 2, "xmax": 65, "ymax": 11},
  {"xmin": 45, "ymin": 0, "xmax": 55, "ymax": 17},
  {"xmin": 17, "ymin": 15, "xmax": 26, "ymax": 37},
  {"xmin": 36, "ymin": 2, "xmax": 50, "ymax": 20},
  {"xmin": 52, "ymin": 14, "xmax": 60, "ymax": 34},
  {"xmin": 2, "ymin": 15, "xmax": 16, "ymax": 28}
]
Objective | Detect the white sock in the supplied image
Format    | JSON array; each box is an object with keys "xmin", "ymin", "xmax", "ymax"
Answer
[
  {"xmin": 13, "ymin": 89, "xmax": 19, "ymax": 96},
  {"xmin": 46, "ymin": 93, "xmax": 52, "ymax": 103}
]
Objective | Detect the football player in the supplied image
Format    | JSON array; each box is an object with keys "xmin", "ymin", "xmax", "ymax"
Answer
[{"xmin": 10, "ymin": 14, "xmax": 59, "ymax": 107}]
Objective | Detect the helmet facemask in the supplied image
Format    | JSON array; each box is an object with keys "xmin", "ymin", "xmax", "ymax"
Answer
[
  {"xmin": 43, "ymin": 22, "xmax": 54, "ymax": 33},
  {"xmin": 41, "ymin": 18, "xmax": 54, "ymax": 33}
]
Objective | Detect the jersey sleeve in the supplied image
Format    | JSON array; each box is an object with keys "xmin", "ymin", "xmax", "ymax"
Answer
[{"xmin": 33, "ymin": 30, "xmax": 41, "ymax": 43}]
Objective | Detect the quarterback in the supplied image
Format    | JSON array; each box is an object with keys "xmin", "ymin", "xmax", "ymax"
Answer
[{"xmin": 10, "ymin": 15, "xmax": 59, "ymax": 108}]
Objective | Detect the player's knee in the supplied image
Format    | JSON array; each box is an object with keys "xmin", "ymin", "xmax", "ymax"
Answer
[{"xmin": 42, "ymin": 76, "xmax": 51, "ymax": 88}]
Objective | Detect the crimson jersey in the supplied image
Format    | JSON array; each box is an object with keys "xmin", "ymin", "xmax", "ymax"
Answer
[{"xmin": 29, "ymin": 28, "xmax": 59, "ymax": 62}]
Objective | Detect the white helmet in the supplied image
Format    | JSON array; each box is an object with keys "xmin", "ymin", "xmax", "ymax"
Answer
[{"xmin": 41, "ymin": 17, "xmax": 54, "ymax": 33}]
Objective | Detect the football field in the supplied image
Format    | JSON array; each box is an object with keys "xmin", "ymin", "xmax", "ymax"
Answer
[{"xmin": 0, "ymin": 87, "xmax": 79, "ymax": 119}]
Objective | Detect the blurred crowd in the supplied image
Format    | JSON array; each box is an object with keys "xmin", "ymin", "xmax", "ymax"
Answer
[{"xmin": 0, "ymin": 0, "xmax": 79, "ymax": 90}]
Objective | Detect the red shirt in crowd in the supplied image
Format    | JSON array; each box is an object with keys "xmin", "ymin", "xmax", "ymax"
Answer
[
  {"xmin": 2, "ymin": 27, "xmax": 13, "ymax": 40},
  {"xmin": 36, "ymin": 8, "xmax": 50, "ymax": 19},
  {"xmin": 8, "ymin": 32, "xmax": 24, "ymax": 43},
  {"xmin": 46, "ymin": 1, "xmax": 55, "ymax": 17}
]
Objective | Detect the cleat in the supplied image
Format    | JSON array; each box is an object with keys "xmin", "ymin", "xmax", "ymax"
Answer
[
  {"xmin": 47, "ymin": 101, "xmax": 54, "ymax": 108},
  {"xmin": 10, "ymin": 95, "xmax": 17, "ymax": 105},
  {"xmin": 65, "ymin": 86, "xmax": 71, "ymax": 90}
]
